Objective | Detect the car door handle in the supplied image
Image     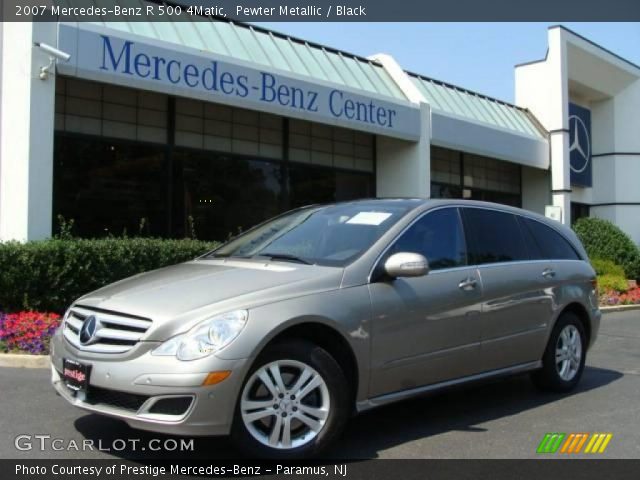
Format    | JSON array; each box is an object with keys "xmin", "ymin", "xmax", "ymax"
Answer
[
  {"xmin": 542, "ymin": 268, "xmax": 556, "ymax": 278},
  {"xmin": 458, "ymin": 278, "xmax": 477, "ymax": 291}
]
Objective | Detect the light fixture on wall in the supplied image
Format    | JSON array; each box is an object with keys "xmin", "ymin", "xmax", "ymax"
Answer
[{"xmin": 34, "ymin": 42, "xmax": 71, "ymax": 80}]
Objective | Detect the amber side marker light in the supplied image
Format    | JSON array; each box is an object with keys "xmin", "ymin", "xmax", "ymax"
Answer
[
  {"xmin": 202, "ymin": 371, "xmax": 232, "ymax": 386},
  {"xmin": 591, "ymin": 278, "xmax": 598, "ymax": 291}
]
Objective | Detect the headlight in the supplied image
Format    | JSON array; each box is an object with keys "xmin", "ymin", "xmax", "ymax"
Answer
[{"xmin": 151, "ymin": 310, "xmax": 248, "ymax": 361}]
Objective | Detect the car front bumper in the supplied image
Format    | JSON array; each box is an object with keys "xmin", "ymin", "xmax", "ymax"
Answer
[{"xmin": 50, "ymin": 328, "xmax": 250, "ymax": 437}]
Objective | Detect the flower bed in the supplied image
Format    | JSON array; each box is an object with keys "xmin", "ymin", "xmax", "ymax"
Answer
[
  {"xmin": 0, "ymin": 311, "xmax": 61, "ymax": 355},
  {"xmin": 600, "ymin": 287, "xmax": 640, "ymax": 306}
]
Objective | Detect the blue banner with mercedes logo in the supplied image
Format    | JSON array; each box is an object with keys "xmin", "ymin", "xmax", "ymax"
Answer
[{"xmin": 569, "ymin": 103, "xmax": 592, "ymax": 187}]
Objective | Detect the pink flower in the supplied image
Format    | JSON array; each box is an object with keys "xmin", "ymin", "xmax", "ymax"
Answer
[{"xmin": 0, "ymin": 311, "xmax": 61, "ymax": 354}]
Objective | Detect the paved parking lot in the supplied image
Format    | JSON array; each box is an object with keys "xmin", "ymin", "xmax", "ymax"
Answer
[{"xmin": 1, "ymin": 310, "xmax": 639, "ymax": 459}]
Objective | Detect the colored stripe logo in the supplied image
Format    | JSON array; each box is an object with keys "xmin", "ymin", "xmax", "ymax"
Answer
[
  {"xmin": 537, "ymin": 433, "xmax": 613, "ymax": 454},
  {"xmin": 583, "ymin": 433, "xmax": 613, "ymax": 454}
]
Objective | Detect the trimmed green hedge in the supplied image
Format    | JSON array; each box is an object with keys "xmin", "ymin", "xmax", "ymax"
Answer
[
  {"xmin": 591, "ymin": 258, "xmax": 626, "ymax": 278},
  {"xmin": 0, "ymin": 238, "xmax": 218, "ymax": 314},
  {"xmin": 589, "ymin": 258, "xmax": 628, "ymax": 295},
  {"xmin": 598, "ymin": 274, "xmax": 629, "ymax": 294},
  {"xmin": 574, "ymin": 217, "xmax": 640, "ymax": 280}
]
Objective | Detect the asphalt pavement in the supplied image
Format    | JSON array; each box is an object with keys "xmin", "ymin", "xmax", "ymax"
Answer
[{"xmin": 1, "ymin": 310, "xmax": 638, "ymax": 459}]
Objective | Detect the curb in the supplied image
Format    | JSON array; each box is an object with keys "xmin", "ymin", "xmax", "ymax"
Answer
[
  {"xmin": 0, "ymin": 353, "xmax": 50, "ymax": 369},
  {"xmin": 601, "ymin": 304, "xmax": 640, "ymax": 314}
]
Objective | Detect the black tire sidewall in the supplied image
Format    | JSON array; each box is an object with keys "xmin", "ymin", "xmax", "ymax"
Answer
[
  {"xmin": 535, "ymin": 312, "xmax": 587, "ymax": 392},
  {"xmin": 231, "ymin": 340, "xmax": 350, "ymax": 459}
]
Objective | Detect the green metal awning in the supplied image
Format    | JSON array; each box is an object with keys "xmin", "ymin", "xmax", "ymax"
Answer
[
  {"xmin": 57, "ymin": 0, "xmax": 547, "ymax": 145},
  {"xmin": 71, "ymin": 0, "xmax": 406, "ymax": 101},
  {"xmin": 409, "ymin": 72, "xmax": 547, "ymax": 139}
]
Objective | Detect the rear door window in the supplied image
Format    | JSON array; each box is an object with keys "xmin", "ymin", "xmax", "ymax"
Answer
[
  {"xmin": 516, "ymin": 216, "xmax": 543, "ymax": 259},
  {"xmin": 523, "ymin": 218, "xmax": 581, "ymax": 260},
  {"xmin": 462, "ymin": 208, "xmax": 529, "ymax": 265}
]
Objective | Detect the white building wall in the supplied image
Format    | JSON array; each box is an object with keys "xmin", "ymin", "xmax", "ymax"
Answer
[
  {"xmin": 516, "ymin": 26, "xmax": 640, "ymax": 242},
  {"xmin": 0, "ymin": 22, "xmax": 3, "ymax": 174},
  {"xmin": 521, "ymin": 166, "xmax": 550, "ymax": 215},
  {"xmin": 371, "ymin": 54, "xmax": 431, "ymax": 199},
  {"xmin": 515, "ymin": 28, "xmax": 572, "ymax": 225},
  {"xmin": 591, "ymin": 76, "xmax": 638, "ymax": 219},
  {"xmin": 0, "ymin": 23, "xmax": 57, "ymax": 241},
  {"xmin": 589, "ymin": 205, "xmax": 640, "ymax": 248},
  {"xmin": 611, "ymin": 79, "xmax": 640, "ymax": 152},
  {"xmin": 591, "ymin": 97, "xmax": 615, "ymax": 153},
  {"xmin": 584, "ymin": 54, "xmax": 640, "ymax": 244},
  {"xmin": 430, "ymin": 112, "xmax": 548, "ymax": 170},
  {"xmin": 515, "ymin": 63, "xmax": 552, "ymax": 129},
  {"xmin": 375, "ymin": 52, "xmax": 549, "ymax": 202},
  {"xmin": 377, "ymin": 103, "xmax": 431, "ymax": 198}
]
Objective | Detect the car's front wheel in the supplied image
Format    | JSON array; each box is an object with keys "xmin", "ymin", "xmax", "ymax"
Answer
[
  {"xmin": 532, "ymin": 311, "xmax": 587, "ymax": 392},
  {"xmin": 231, "ymin": 340, "xmax": 350, "ymax": 458}
]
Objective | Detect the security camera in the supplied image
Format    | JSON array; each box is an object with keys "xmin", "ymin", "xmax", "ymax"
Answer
[
  {"xmin": 34, "ymin": 42, "xmax": 71, "ymax": 80},
  {"xmin": 35, "ymin": 42, "xmax": 71, "ymax": 62}
]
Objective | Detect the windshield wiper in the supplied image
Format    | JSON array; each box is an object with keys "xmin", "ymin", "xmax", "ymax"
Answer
[{"xmin": 256, "ymin": 252, "xmax": 313, "ymax": 265}]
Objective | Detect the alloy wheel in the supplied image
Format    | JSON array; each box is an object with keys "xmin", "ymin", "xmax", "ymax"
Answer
[
  {"xmin": 240, "ymin": 359, "xmax": 330, "ymax": 450},
  {"xmin": 555, "ymin": 324, "xmax": 582, "ymax": 381}
]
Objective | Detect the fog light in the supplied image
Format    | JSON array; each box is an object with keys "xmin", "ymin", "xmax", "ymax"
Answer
[{"xmin": 202, "ymin": 371, "xmax": 231, "ymax": 386}]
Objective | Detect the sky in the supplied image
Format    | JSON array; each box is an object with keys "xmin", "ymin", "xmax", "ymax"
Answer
[{"xmin": 255, "ymin": 23, "xmax": 640, "ymax": 103}]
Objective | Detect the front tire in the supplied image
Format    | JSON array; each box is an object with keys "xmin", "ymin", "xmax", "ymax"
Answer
[
  {"xmin": 231, "ymin": 340, "xmax": 350, "ymax": 459},
  {"xmin": 532, "ymin": 312, "xmax": 586, "ymax": 392}
]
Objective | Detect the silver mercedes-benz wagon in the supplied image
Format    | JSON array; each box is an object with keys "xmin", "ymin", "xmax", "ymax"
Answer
[{"xmin": 51, "ymin": 199, "xmax": 600, "ymax": 457}]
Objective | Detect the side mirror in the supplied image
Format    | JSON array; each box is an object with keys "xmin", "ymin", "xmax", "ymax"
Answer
[{"xmin": 384, "ymin": 252, "xmax": 429, "ymax": 278}]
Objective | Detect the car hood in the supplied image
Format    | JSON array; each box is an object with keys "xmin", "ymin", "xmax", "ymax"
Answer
[{"xmin": 76, "ymin": 258, "xmax": 344, "ymax": 339}]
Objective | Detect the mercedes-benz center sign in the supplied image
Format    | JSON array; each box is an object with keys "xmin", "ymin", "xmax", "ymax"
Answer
[
  {"xmin": 568, "ymin": 102, "xmax": 592, "ymax": 187},
  {"xmin": 56, "ymin": 23, "xmax": 421, "ymax": 141}
]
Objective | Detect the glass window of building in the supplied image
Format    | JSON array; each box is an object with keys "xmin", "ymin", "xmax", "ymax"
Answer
[
  {"xmin": 288, "ymin": 119, "xmax": 375, "ymax": 173},
  {"xmin": 430, "ymin": 146, "xmax": 522, "ymax": 207},
  {"xmin": 174, "ymin": 150, "xmax": 284, "ymax": 241},
  {"xmin": 570, "ymin": 202, "xmax": 590, "ymax": 225},
  {"xmin": 53, "ymin": 77, "xmax": 375, "ymax": 241},
  {"xmin": 53, "ymin": 136, "xmax": 167, "ymax": 238}
]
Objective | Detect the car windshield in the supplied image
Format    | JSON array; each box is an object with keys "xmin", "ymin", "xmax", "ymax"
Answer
[{"xmin": 207, "ymin": 203, "xmax": 413, "ymax": 267}]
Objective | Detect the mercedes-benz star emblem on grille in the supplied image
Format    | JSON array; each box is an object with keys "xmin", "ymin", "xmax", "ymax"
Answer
[{"xmin": 79, "ymin": 315, "xmax": 99, "ymax": 345}]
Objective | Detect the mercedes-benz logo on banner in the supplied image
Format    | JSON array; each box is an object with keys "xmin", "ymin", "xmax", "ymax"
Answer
[
  {"xmin": 568, "ymin": 103, "xmax": 592, "ymax": 187},
  {"xmin": 569, "ymin": 114, "xmax": 590, "ymax": 173},
  {"xmin": 79, "ymin": 315, "xmax": 99, "ymax": 345}
]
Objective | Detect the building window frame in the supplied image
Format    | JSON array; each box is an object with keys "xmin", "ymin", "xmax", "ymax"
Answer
[
  {"xmin": 430, "ymin": 146, "xmax": 522, "ymax": 208},
  {"xmin": 53, "ymin": 129, "xmax": 375, "ymax": 240}
]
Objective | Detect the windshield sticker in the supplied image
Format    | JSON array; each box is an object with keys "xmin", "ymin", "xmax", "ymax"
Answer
[{"xmin": 346, "ymin": 212, "xmax": 393, "ymax": 226}]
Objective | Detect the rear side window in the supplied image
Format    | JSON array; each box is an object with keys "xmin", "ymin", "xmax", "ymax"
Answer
[
  {"xmin": 523, "ymin": 218, "xmax": 581, "ymax": 260},
  {"xmin": 462, "ymin": 208, "xmax": 529, "ymax": 265},
  {"xmin": 390, "ymin": 208, "xmax": 466, "ymax": 270}
]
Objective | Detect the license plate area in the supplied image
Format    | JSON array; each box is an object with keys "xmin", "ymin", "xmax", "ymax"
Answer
[{"xmin": 62, "ymin": 358, "xmax": 91, "ymax": 393}]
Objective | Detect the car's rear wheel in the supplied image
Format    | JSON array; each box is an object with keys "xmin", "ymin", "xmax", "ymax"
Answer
[
  {"xmin": 532, "ymin": 312, "xmax": 586, "ymax": 392},
  {"xmin": 231, "ymin": 340, "xmax": 349, "ymax": 458}
]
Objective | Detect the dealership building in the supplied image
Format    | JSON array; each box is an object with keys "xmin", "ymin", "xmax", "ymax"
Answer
[{"xmin": 1, "ymin": 16, "xmax": 639, "ymax": 243}]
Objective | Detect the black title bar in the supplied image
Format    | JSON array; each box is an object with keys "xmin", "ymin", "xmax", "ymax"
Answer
[
  {"xmin": 1, "ymin": 0, "xmax": 640, "ymax": 22},
  {"xmin": 5, "ymin": 459, "xmax": 640, "ymax": 480}
]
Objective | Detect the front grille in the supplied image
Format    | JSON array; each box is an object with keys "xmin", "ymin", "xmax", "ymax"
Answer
[
  {"xmin": 85, "ymin": 386, "xmax": 150, "ymax": 412},
  {"xmin": 63, "ymin": 306, "xmax": 152, "ymax": 354},
  {"xmin": 148, "ymin": 397, "xmax": 193, "ymax": 416}
]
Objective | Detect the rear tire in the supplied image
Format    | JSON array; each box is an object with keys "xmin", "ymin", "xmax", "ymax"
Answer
[
  {"xmin": 231, "ymin": 340, "xmax": 350, "ymax": 459},
  {"xmin": 532, "ymin": 312, "xmax": 586, "ymax": 392}
]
